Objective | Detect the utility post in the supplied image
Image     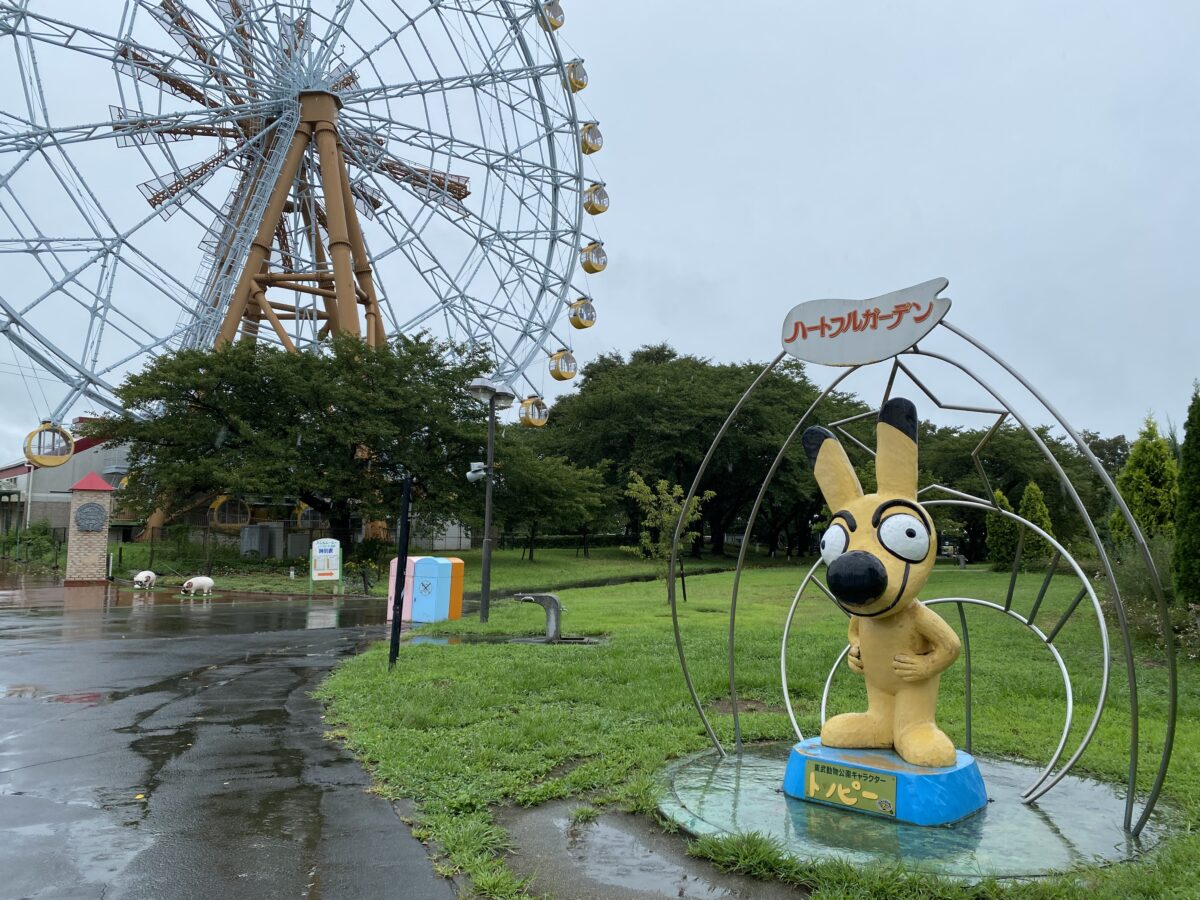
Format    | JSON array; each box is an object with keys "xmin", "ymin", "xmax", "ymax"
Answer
[{"xmin": 465, "ymin": 378, "xmax": 515, "ymax": 623}]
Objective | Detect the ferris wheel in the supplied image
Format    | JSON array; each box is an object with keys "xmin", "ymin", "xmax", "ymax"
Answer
[{"xmin": 0, "ymin": 0, "xmax": 606, "ymax": 451}]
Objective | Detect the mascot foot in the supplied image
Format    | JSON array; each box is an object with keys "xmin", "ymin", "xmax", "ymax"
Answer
[
  {"xmin": 896, "ymin": 722, "xmax": 956, "ymax": 767},
  {"xmin": 821, "ymin": 713, "xmax": 891, "ymax": 749}
]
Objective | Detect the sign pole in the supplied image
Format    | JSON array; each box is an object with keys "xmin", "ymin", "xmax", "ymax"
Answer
[{"xmin": 388, "ymin": 474, "xmax": 413, "ymax": 670}]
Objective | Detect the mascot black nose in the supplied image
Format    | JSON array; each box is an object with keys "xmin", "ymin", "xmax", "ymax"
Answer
[{"xmin": 827, "ymin": 551, "xmax": 888, "ymax": 606}]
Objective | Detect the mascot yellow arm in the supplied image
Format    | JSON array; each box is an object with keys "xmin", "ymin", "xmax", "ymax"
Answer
[{"xmin": 892, "ymin": 605, "xmax": 962, "ymax": 682}]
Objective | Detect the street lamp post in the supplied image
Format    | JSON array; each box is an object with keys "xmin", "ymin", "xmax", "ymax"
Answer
[{"xmin": 466, "ymin": 378, "xmax": 515, "ymax": 623}]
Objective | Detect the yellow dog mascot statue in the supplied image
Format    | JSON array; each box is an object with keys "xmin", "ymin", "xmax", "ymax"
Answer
[{"xmin": 803, "ymin": 397, "xmax": 960, "ymax": 768}]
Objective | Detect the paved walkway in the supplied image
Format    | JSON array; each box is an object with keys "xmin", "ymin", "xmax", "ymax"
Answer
[{"xmin": 0, "ymin": 578, "xmax": 454, "ymax": 900}]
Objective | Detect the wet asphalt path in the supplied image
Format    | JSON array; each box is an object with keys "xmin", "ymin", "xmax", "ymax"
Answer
[{"xmin": 0, "ymin": 576, "xmax": 454, "ymax": 900}]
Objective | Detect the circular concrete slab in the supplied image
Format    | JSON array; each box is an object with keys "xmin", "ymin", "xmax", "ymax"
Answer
[{"xmin": 659, "ymin": 742, "xmax": 1165, "ymax": 880}]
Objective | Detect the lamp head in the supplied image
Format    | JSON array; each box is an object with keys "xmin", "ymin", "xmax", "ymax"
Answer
[
  {"xmin": 492, "ymin": 386, "xmax": 516, "ymax": 410},
  {"xmin": 466, "ymin": 377, "xmax": 495, "ymax": 403}
]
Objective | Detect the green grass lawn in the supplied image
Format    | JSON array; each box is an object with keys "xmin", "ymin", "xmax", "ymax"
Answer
[
  {"xmin": 108, "ymin": 543, "xmax": 792, "ymax": 596},
  {"xmin": 319, "ymin": 563, "xmax": 1196, "ymax": 898}
]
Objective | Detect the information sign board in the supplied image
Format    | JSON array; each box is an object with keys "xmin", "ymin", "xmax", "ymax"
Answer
[{"xmin": 309, "ymin": 538, "xmax": 342, "ymax": 590}]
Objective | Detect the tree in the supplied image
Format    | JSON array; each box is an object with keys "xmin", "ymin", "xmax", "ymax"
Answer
[
  {"xmin": 1082, "ymin": 431, "xmax": 1131, "ymax": 478},
  {"xmin": 481, "ymin": 430, "xmax": 606, "ymax": 562},
  {"xmin": 986, "ymin": 489, "xmax": 1019, "ymax": 570},
  {"xmin": 624, "ymin": 472, "xmax": 713, "ymax": 569},
  {"xmin": 1109, "ymin": 416, "xmax": 1179, "ymax": 543},
  {"xmin": 542, "ymin": 345, "xmax": 862, "ymax": 557},
  {"xmin": 1173, "ymin": 384, "xmax": 1200, "ymax": 605},
  {"xmin": 1018, "ymin": 481, "xmax": 1055, "ymax": 565},
  {"xmin": 81, "ymin": 334, "xmax": 490, "ymax": 546}
]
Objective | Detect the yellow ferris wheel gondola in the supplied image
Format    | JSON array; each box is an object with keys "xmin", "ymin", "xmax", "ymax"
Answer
[
  {"xmin": 23, "ymin": 421, "xmax": 74, "ymax": 468},
  {"xmin": 293, "ymin": 501, "xmax": 324, "ymax": 527},
  {"xmin": 564, "ymin": 59, "xmax": 588, "ymax": 93},
  {"xmin": 549, "ymin": 349, "xmax": 577, "ymax": 381},
  {"xmin": 580, "ymin": 121, "xmax": 603, "ymax": 155},
  {"xmin": 208, "ymin": 495, "xmax": 251, "ymax": 528},
  {"xmin": 538, "ymin": 1, "xmax": 565, "ymax": 31},
  {"xmin": 583, "ymin": 182, "xmax": 609, "ymax": 215},
  {"xmin": 568, "ymin": 296, "xmax": 597, "ymax": 329},
  {"xmin": 519, "ymin": 395, "xmax": 550, "ymax": 428},
  {"xmin": 580, "ymin": 240, "xmax": 607, "ymax": 274}
]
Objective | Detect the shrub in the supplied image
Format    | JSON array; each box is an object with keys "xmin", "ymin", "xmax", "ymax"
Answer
[
  {"xmin": 1018, "ymin": 481, "xmax": 1055, "ymax": 566},
  {"xmin": 985, "ymin": 489, "xmax": 1018, "ymax": 571},
  {"xmin": 1107, "ymin": 535, "xmax": 1198, "ymax": 659},
  {"xmin": 1110, "ymin": 416, "xmax": 1178, "ymax": 543},
  {"xmin": 1173, "ymin": 383, "xmax": 1200, "ymax": 606}
]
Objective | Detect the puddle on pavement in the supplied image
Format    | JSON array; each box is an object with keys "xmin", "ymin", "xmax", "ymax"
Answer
[
  {"xmin": 0, "ymin": 572, "xmax": 602, "ymax": 649},
  {"xmin": 0, "ymin": 572, "xmax": 392, "ymax": 640},
  {"xmin": 499, "ymin": 801, "xmax": 797, "ymax": 900},
  {"xmin": 565, "ymin": 817, "xmax": 736, "ymax": 897}
]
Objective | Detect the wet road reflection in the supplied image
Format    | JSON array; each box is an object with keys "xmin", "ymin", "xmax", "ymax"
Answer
[
  {"xmin": 0, "ymin": 571, "xmax": 453, "ymax": 900},
  {"xmin": 0, "ymin": 571, "xmax": 391, "ymax": 641}
]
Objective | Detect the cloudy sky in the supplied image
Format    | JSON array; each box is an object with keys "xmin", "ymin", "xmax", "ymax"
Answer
[
  {"xmin": 562, "ymin": 0, "xmax": 1199, "ymax": 440},
  {"xmin": 1, "ymin": 0, "xmax": 1197, "ymax": 459}
]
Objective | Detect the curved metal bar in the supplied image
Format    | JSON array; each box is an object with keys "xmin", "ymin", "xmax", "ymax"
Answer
[
  {"xmin": 1028, "ymin": 550, "xmax": 1063, "ymax": 629},
  {"xmin": 667, "ymin": 352, "xmax": 786, "ymax": 757},
  {"xmin": 941, "ymin": 320, "xmax": 1176, "ymax": 835},
  {"xmin": 819, "ymin": 644, "xmax": 853, "ymax": 723},
  {"xmin": 957, "ymin": 602, "xmax": 973, "ymax": 754},
  {"xmin": 781, "ymin": 560, "xmax": 823, "ymax": 741},
  {"xmin": 925, "ymin": 491, "xmax": 1107, "ymax": 800},
  {"xmin": 924, "ymin": 597, "xmax": 1074, "ymax": 800},
  {"xmin": 727, "ymin": 367, "xmax": 858, "ymax": 751}
]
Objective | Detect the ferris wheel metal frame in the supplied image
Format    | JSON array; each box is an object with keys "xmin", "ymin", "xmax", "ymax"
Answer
[{"xmin": 0, "ymin": 0, "xmax": 605, "ymax": 432}]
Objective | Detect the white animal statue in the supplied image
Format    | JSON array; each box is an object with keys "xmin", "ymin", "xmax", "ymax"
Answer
[
  {"xmin": 181, "ymin": 576, "xmax": 215, "ymax": 596},
  {"xmin": 133, "ymin": 570, "xmax": 156, "ymax": 589}
]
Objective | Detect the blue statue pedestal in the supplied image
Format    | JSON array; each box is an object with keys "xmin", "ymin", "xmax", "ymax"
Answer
[{"xmin": 783, "ymin": 737, "xmax": 988, "ymax": 827}]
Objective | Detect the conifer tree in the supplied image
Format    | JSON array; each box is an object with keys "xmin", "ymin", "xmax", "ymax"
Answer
[
  {"xmin": 1109, "ymin": 416, "xmax": 1179, "ymax": 543},
  {"xmin": 1018, "ymin": 481, "xmax": 1055, "ymax": 564},
  {"xmin": 986, "ymin": 488, "xmax": 1019, "ymax": 570},
  {"xmin": 1173, "ymin": 384, "xmax": 1200, "ymax": 605}
]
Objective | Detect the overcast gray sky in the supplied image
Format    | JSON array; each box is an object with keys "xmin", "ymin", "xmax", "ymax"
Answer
[
  {"xmin": 1, "ymin": 0, "xmax": 1197, "ymax": 457},
  {"xmin": 562, "ymin": 0, "xmax": 1199, "ymax": 440}
]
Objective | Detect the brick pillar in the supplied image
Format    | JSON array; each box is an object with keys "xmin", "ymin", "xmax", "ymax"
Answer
[{"xmin": 65, "ymin": 472, "xmax": 114, "ymax": 586}]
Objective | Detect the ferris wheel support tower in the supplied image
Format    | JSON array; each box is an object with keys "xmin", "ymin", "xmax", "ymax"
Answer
[{"xmin": 218, "ymin": 91, "xmax": 384, "ymax": 349}]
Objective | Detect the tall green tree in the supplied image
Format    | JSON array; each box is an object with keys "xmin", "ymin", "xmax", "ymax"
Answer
[
  {"xmin": 82, "ymin": 334, "xmax": 490, "ymax": 544},
  {"xmin": 1109, "ymin": 416, "xmax": 1179, "ymax": 543},
  {"xmin": 543, "ymin": 344, "xmax": 863, "ymax": 557},
  {"xmin": 986, "ymin": 489, "xmax": 1019, "ymax": 570},
  {"xmin": 1018, "ymin": 480, "xmax": 1055, "ymax": 564},
  {"xmin": 480, "ymin": 429, "xmax": 606, "ymax": 562},
  {"xmin": 1173, "ymin": 384, "xmax": 1200, "ymax": 605}
]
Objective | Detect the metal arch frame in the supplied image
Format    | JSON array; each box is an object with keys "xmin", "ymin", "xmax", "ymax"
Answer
[
  {"xmin": 909, "ymin": 335, "xmax": 1173, "ymax": 834},
  {"xmin": 666, "ymin": 351, "xmax": 786, "ymax": 758},
  {"xmin": 726, "ymin": 365, "xmax": 860, "ymax": 751},
  {"xmin": 0, "ymin": 1, "xmax": 598, "ymax": 422},
  {"xmin": 939, "ymin": 321, "xmax": 1177, "ymax": 837},
  {"xmin": 667, "ymin": 316, "xmax": 1177, "ymax": 837}
]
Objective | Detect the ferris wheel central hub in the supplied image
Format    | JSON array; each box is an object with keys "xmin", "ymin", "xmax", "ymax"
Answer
[{"xmin": 297, "ymin": 91, "xmax": 344, "ymax": 122}]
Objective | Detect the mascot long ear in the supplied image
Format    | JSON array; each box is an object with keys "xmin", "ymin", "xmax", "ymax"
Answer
[
  {"xmin": 875, "ymin": 397, "xmax": 919, "ymax": 499},
  {"xmin": 803, "ymin": 426, "xmax": 863, "ymax": 511}
]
